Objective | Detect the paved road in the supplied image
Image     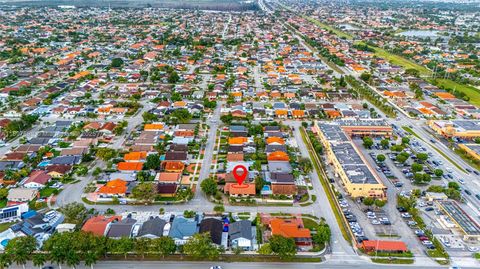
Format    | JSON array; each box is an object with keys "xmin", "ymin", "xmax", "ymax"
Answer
[{"xmin": 9, "ymin": 260, "xmax": 472, "ymax": 269}]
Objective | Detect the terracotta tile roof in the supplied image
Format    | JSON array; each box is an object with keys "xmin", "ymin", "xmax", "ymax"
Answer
[
  {"xmin": 82, "ymin": 215, "xmax": 122, "ymax": 236},
  {"xmin": 266, "ymin": 137, "xmax": 285, "ymax": 145},
  {"xmin": 124, "ymin": 151, "xmax": 147, "ymax": 161},
  {"xmin": 226, "ymin": 153, "xmax": 244, "ymax": 162},
  {"xmin": 267, "ymin": 151, "xmax": 289, "ymax": 161},
  {"xmin": 117, "ymin": 162, "xmax": 143, "ymax": 171},
  {"xmin": 270, "ymin": 218, "xmax": 311, "ymax": 238},
  {"xmin": 98, "ymin": 179, "xmax": 127, "ymax": 194},
  {"xmin": 224, "ymin": 183, "xmax": 256, "ymax": 195},
  {"xmin": 163, "ymin": 161, "xmax": 185, "ymax": 172},
  {"xmin": 229, "ymin": 137, "xmax": 248, "ymax": 145},
  {"xmin": 144, "ymin": 123, "xmax": 164, "ymax": 131},
  {"xmin": 156, "ymin": 172, "xmax": 181, "ymax": 182}
]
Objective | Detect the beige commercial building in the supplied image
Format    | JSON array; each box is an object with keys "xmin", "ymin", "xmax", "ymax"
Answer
[{"xmin": 314, "ymin": 121, "xmax": 387, "ymax": 199}]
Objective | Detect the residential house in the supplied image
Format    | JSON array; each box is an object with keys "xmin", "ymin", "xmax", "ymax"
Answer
[
  {"xmin": 169, "ymin": 216, "xmax": 198, "ymax": 245},
  {"xmin": 82, "ymin": 215, "xmax": 122, "ymax": 236},
  {"xmin": 137, "ymin": 217, "xmax": 168, "ymax": 239},
  {"xmin": 228, "ymin": 220, "xmax": 253, "ymax": 250},
  {"xmin": 199, "ymin": 218, "xmax": 223, "ymax": 245}
]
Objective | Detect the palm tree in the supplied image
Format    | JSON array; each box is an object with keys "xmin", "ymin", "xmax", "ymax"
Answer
[
  {"xmin": 32, "ymin": 254, "xmax": 47, "ymax": 269},
  {"xmin": 84, "ymin": 251, "xmax": 98, "ymax": 269},
  {"xmin": 66, "ymin": 250, "xmax": 79, "ymax": 269},
  {"xmin": 0, "ymin": 253, "xmax": 11, "ymax": 269}
]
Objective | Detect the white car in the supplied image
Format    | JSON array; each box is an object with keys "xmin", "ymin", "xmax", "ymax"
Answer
[
  {"xmin": 401, "ymin": 213, "xmax": 412, "ymax": 218},
  {"xmin": 371, "ymin": 220, "xmax": 381, "ymax": 225}
]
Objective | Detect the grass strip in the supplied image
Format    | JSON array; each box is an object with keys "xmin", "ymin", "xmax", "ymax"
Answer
[
  {"xmin": 300, "ymin": 127, "xmax": 352, "ymax": 244},
  {"xmin": 371, "ymin": 258, "xmax": 414, "ymax": 264}
]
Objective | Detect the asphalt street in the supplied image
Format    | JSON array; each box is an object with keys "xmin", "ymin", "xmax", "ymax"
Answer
[{"xmin": 8, "ymin": 260, "xmax": 471, "ymax": 269}]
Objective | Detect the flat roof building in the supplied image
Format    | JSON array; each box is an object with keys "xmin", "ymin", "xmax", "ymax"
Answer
[
  {"xmin": 428, "ymin": 120, "xmax": 480, "ymax": 139},
  {"xmin": 314, "ymin": 121, "xmax": 387, "ymax": 199},
  {"xmin": 437, "ymin": 201, "xmax": 480, "ymax": 241}
]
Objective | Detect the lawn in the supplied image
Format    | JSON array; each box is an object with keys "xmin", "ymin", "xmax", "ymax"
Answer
[
  {"xmin": 0, "ymin": 222, "xmax": 16, "ymax": 233},
  {"xmin": 431, "ymin": 78, "xmax": 480, "ymax": 107},
  {"xmin": 301, "ymin": 218, "xmax": 320, "ymax": 230},
  {"xmin": 360, "ymin": 43, "xmax": 431, "ymax": 76},
  {"xmin": 303, "ymin": 16, "xmax": 353, "ymax": 40},
  {"xmin": 39, "ymin": 187, "xmax": 59, "ymax": 198}
]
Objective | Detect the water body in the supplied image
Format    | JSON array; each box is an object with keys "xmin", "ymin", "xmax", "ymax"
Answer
[{"xmin": 398, "ymin": 30, "xmax": 440, "ymax": 38}]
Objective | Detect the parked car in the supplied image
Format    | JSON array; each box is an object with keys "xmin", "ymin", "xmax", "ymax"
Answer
[
  {"xmin": 425, "ymin": 207, "xmax": 434, "ymax": 212},
  {"xmin": 401, "ymin": 213, "xmax": 412, "ymax": 218}
]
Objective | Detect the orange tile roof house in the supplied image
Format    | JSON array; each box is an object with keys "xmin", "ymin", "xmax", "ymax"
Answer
[
  {"xmin": 98, "ymin": 179, "xmax": 128, "ymax": 196},
  {"xmin": 144, "ymin": 123, "xmax": 164, "ymax": 131},
  {"xmin": 163, "ymin": 161, "xmax": 185, "ymax": 172},
  {"xmin": 292, "ymin": 110, "xmax": 305, "ymax": 118},
  {"xmin": 156, "ymin": 172, "xmax": 181, "ymax": 183},
  {"xmin": 266, "ymin": 137, "xmax": 285, "ymax": 145},
  {"xmin": 269, "ymin": 218, "xmax": 312, "ymax": 248},
  {"xmin": 117, "ymin": 162, "xmax": 143, "ymax": 171},
  {"xmin": 124, "ymin": 151, "xmax": 148, "ymax": 162},
  {"xmin": 82, "ymin": 215, "xmax": 122, "ymax": 236},
  {"xmin": 267, "ymin": 151, "xmax": 289, "ymax": 161},
  {"xmin": 229, "ymin": 137, "xmax": 248, "ymax": 145},
  {"xmin": 224, "ymin": 183, "xmax": 256, "ymax": 197}
]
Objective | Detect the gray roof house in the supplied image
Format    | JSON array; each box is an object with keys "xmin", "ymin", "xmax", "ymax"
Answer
[
  {"xmin": 106, "ymin": 217, "xmax": 137, "ymax": 238},
  {"xmin": 169, "ymin": 216, "xmax": 198, "ymax": 245},
  {"xmin": 268, "ymin": 161, "xmax": 292, "ymax": 173},
  {"xmin": 137, "ymin": 217, "xmax": 167, "ymax": 239},
  {"xmin": 228, "ymin": 220, "xmax": 253, "ymax": 250}
]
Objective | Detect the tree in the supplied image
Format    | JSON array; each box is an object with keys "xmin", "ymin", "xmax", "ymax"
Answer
[
  {"xmin": 360, "ymin": 72, "xmax": 371, "ymax": 82},
  {"xmin": 416, "ymin": 153, "xmax": 428, "ymax": 163},
  {"xmin": 183, "ymin": 233, "xmax": 221, "ymax": 260},
  {"xmin": 5, "ymin": 236, "xmax": 36, "ymax": 269},
  {"xmin": 75, "ymin": 165, "xmax": 88, "ymax": 176},
  {"xmin": 152, "ymin": 237, "xmax": 176, "ymax": 258},
  {"xmin": 257, "ymin": 243, "xmax": 272, "ymax": 255},
  {"xmin": 110, "ymin": 58, "xmax": 124, "ymax": 68},
  {"xmin": 401, "ymin": 137, "xmax": 410, "ymax": 145},
  {"xmin": 116, "ymin": 237, "xmax": 134, "ymax": 259},
  {"xmin": 448, "ymin": 182, "xmax": 460, "ymax": 190},
  {"xmin": 134, "ymin": 238, "xmax": 151, "ymax": 259},
  {"xmin": 200, "ymin": 177, "xmax": 218, "ymax": 196},
  {"xmin": 65, "ymin": 250, "xmax": 80, "ymax": 269},
  {"xmin": 142, "ymin": 112, "xmax": 158, "ymax": 123},
  {"xmin": 298, "ymin": 158, "xmax": 313, "ymax": 173},
  {"xmin": 374, "ymin": 199, "xmax": 386, "ymax": 208},
  {"xmin": 269, "ymin": 235, "xmax": 297, "ymax": 259},
  {"xmin": 362, "ymin": 136, "xmax": 373, "ymax": 149},
  {"xmin": 312, "ymin": 224, "xmax": 331, "ymax": 245},
  {"xmin": 0, "ymin": 188, "xmax": 8, "ymax": 200},
  {"xmin": 144, "ymin": 154, "xmax": 161, "ymax": 170},
  {"xmin": 411, "ymin": 162, "xmax": 423, "ymax": 173},
  {"xmin": 213, "ymin": 205, "xmax": 225, "ymax": 214},
  {"xmin": 380, "ymin": 139, "xmax": 390, "ymax": 149},
  {"xmin": 363, "ymin": 197, "xmax": 375, "ymax": 207},
  {"xmin": 434, "ymin": 169, "xmax": 444, "ymax": 177},
  {"xmin": 0, "ymin": 253, "xmax": 11, "ymax": 269},
  {"xmin": 32, "ymin": 254, "xmax": 46, "ymax": 269},
  {"xmin": 132, "ymin": 183, "xmax": 157, "ymax": 203},
  {"xmin": 84, "ymin": 251, "xmax": 98, "ymax": 269},
  {"xmin": 376, "ymin": 154, "xmax": 386, "ymax": 162},
  {"xmin": 59, "ymin": 202, "xmax": 89, "ymax": 225},
  {"xmin": 168, "ymin": 71, "xmax": 180, "ymax": 84},
  {"xmin": 396, "ymin": 153, "xmax": 408, "ymax": 164},
  {"xmin": 169, "ymin": 109, "xmax": 192, "ymax": 124}
]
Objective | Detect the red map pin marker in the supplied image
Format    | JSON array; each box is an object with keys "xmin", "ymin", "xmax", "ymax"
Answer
[{"xmin": 233, "ymin": 165, "xmax": 248, "ymax": 186}]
